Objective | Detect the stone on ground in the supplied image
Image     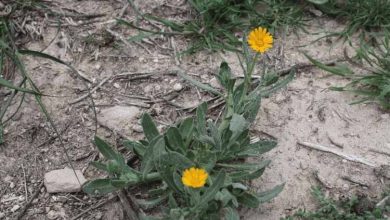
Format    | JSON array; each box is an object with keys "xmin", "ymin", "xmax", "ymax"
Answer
[
  {"xmin": 98, "ymin": 106, "xmax": 140, "ymax": 136},
  {"xmin": 44, "ymin": 167, "xmax": 87, "ymax": 193}
]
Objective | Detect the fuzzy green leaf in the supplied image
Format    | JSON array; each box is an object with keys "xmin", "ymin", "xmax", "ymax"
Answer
[
  {"xmin": 237, "ymin": 192, "xmax": 260, "ymax": 208},
  {"xmin": 197, "ymin": 171, "xmax": 226, "ymax": 208},
  {"xmin": 216, "ymin": 62, "xmax": 235, "ymax": 92},
  {"xmin": 94, "ymin": 136, "xmax": 123, "ymax": 162},
  {"xmin": 141, "ymin": 113, "xmax": 160, "ymax": 142},
  {"xmin": 256, "ymin": 183, "xmax": 285, "ymax": 203},
  {"xmin": 136, "ymin": 194, "xmax": 168, "ymax": 210},
  {"xmin": 196, "ymin": 102, "xmax": 208, "ymax": 136},
  {"xmin": 217, "ymin": 160, "xmax": 271, "ymax": 171},
  {"xmin": 224, "ymin": 207, "xmax": 240, "ymax": 220},
  {"xmin": 237, "ymin": 140, "xmax": 277, "ymax": 157},
  {"xmin": 306, "ymin": 0, "xmax": 328, "ymax": 4},
  {"xmin": 83, "ymin": 179, "xmax": 118, "ymax": 196},
  {"xmin": 166, "ymin": 127, "xmax": 185, "ymax": 153},
  {"xmin": 177, "ymin": 70, "xmax": 223, "ymax": 96},
  {"xmin": 123, "ymin": 140, "xmax": 146, "ymax": 158}
]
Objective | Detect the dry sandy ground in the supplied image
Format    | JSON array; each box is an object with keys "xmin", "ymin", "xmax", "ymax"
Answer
[{"xmin": 0, "ymin": 0, "xmax": 389, "ymax": 219}]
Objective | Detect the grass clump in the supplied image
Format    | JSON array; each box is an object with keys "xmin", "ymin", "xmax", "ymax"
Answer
[
  {"xmin": 284, "ymin": 187, "xmax": 390, "ymax": 220},
  {"xmin": 309, "ymin": 0, "xmax": 390, "ymax": 40},
  {"xmin": 304, "ymin": 34, "xmax": 390, "ymax": 109},
  {"xmin": 122, "ymin": 0, "xmax": 304, "ymax": 53}
]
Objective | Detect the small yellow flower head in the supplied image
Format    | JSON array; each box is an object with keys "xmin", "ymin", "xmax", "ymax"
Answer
[
  {"xmin": 181, "ymin": 167, "xmax": 208, "ymax": 188},
  {"xmin": 247, "ymin": 27, "xmax": 273, "ymax": 53}
]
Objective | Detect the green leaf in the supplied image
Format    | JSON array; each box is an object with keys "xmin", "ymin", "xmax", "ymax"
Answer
[
  {"xmin": 208, "ymin": 120, "xmax": 222, "ymax": 151},
  {"xmin": 156, "ymin": 152, "xmax": 195, "ymax": 170},
  {"xmin": 228, "ymin": 114, "xmax": 249, "ymax": 144},
  {"xmin": 107, "ymin": 160, "xmax": 121, "ymax": 174},
  {"xmin": 243, "ymin": 94, "xmax": 261, "ymax": 123},
  {"xmin": 229, "ymin": 114, "xmax": 249, "ymax": 135},
  {"xmin": 216, "ymin": 62, "xmax": 235, "ymax": 92},
  {"xmin": 166, "ymin": 127, "xmax": 185, "ymax": 153},
  {"xmin": 123, "ymin": 140, "xmax": 146, "ymax": 158},
  {"xmin": 196, "ymin": 102, "xmax": 208, "ymax": 136},
  {"xmin": 259, "ymin": 70, "xmax": 295, "ymax": 97},
  {"xmin": 223, "ymin": 207, "xmax": 240, "ymax": 220},
  {"xmin": 136, "ymin": 194, "xmax": 168, "ymax": 210},
  {"xmin": 139, "ymin": 215, "xmax": 163, "ymax": 220},
  {"xmin": 90, "ymin": 161, "xmax": 109, "ymax": 172},
  {"xmin": 0, "ymin": 77, "xmax": 40, "ymax": 95},
  {"xmin": 237, "ymin": 140, "xmax": 277, "ymax": 157},
  {"xmin": 110, "ymin": 179, "xmax": 128, "ymax": 188},
  {"xmin": 256, "ymin": 183, "xmax": 285, "ymax": 203},
  {"xmin": 141, "ymin": 113, "xmax": 160, "ymax": 142},
  {"xmin": 179, "ymin": 117, "xmax": 194, "ymax": 139},
  {"xmin": 217, "ymin": 160, "xmax": 271, "ymax": 170},
  {"xmin": 229, "ymin": 160, "xmax": 271, "ymax": 181},
  {"xmin": 83, "ymin": 179, "xmax": 118, "ymax": 196},
  {"xmin": 141, "ymin": 136, "xmax": 165, "ymax": 178},
  {"xmin": 237, "ymin": 192, "xmax": 260, "ymax": 208},
  {"xmin": 303, "ymin": 52, "xmax": 353, "ymax": 76},
  {"xmin": 215, "ymin": 188, "xmax": 238, "ymax": 207},
  {"xmin": 168, "ymin": 192, "xmax": 178, "ymax": 208},
  {"xmin": 94, "ymin": 136, "xmax": 123, "ymax": 162},
  {"xmin": 177, "ymin": 70, "xmax": 223, "ymax": 96},
  {"xmin": 197, "ymin": 171, "xmax": 226, "ymax": 208},
  {"xmin": 306, "ymin": 0, "xmax": 328, "ymax": 4}
]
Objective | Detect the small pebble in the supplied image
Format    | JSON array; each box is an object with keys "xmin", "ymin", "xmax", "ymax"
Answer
[
  {"xmin": 113, "ymin": 83, "xmax": 120, "ymax": 89},
  {"xmin": 173, "ymin": 83, "xmax": 183, "ymax": 91},
  {"xmin": 11, "ymin": 205, "xmax": 20, "ymax": 212},
  {"xmin": 9, "ymin": 182, "xmax": 15, "ymax": 189}
]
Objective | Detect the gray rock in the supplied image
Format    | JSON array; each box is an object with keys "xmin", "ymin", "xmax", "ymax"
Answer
[
  {"xmin": 44, "ymin": 168, "xmax": 87, "ymax": 193},
  {"xmin": 98, "ymin": 106, "xmax": 140, "ymax": 136}
]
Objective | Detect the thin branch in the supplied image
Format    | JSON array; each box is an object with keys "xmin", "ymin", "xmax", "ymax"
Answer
[{"xmin": 298, "ymin": 141, "xmax": 376, "ymax": 167}]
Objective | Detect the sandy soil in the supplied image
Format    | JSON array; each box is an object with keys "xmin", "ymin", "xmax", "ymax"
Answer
[{"xmin": 0, "ymin": 0, "xmax": 389, "ymax": 219}]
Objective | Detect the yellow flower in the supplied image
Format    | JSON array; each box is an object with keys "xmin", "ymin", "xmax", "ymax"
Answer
[
  {"xmin": 181, "ymin": 167, "xmax": 208, "ymax": 188},
  {"xmin": 247, "ymin": 27, "xmax": 273, "ymax": 53}
]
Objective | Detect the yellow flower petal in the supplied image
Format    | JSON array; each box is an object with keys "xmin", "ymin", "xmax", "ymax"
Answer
[
  {"xmin": 247, "ymin": 27, "xmax": 273, "ymax": 53},
  {"xmin": 181, "ymin": 167, "xmax": 208, "ymax": 188}
]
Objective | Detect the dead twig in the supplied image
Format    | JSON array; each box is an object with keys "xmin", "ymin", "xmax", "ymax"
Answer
[
  {"xmin": 341, "ymin": 176, "xmax": 369, "ymax": 187},
  {"xmin": 70, "ymin": 76, "xmax": 111, "ymax": 104},
  {"xmin": 237, "ymin": 58, "xmax": 345, "ymax": 79},
  {"xmin": 16, "ymin": 181, "xmax": 44, "ymax": 220},
  {"xmin": 313, "ymin": 171, "xmax": 333, "ymax": 189},
  {"xmin": 70, "ymin": 195, "xmax": 117, "ymax": 220},
  {"xmin": 369, "ymin": 148, "xmax": 390, "ymax": 157},
  {"xmin": 298, "ymin": 141, "xmax": 376, "ymax": 167},
  {"xmin": 21, "ymin": 164, "xmax": 28, "ymax": 202},
  {"xmin": 36, "ymin": 121, "xmax": 73, "ymax": 148}
]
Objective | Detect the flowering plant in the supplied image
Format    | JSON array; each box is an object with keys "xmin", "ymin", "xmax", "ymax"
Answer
[{"xmin": 83, "ymin": 27, "xmax": 292, "ymax": 219}]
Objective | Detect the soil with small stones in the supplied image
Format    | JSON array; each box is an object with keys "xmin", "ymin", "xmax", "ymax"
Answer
[{"xmin": 0, "ymin": 1, "xmax": 389, "ymax": 220}]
